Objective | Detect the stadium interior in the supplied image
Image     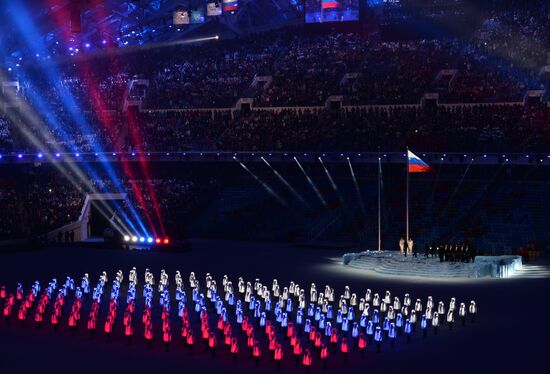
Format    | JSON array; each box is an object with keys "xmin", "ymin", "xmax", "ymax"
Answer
[{"xmin": 0, "ymin": 0, "xmax": 548, "ymax": 372}]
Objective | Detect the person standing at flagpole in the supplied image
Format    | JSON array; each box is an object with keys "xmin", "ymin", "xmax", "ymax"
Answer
[{"xmin": 406, "ymin": 150, "xmax": 431, "ymax": 246}]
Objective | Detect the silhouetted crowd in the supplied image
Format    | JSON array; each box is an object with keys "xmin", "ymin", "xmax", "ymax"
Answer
[
  {"xmin": 0, "ymin": 116, "xmax": 13, "ymax": 153},
  {"xmin": 0, "ymin": 0, "xmax": 547, "ymax": 154},
  {"xmin": 0, "ymin": 173, "xmax": 218, "ymax": 240},
  {"xmin": 124, "ymin": 104, "xmax": 549, "ymax": 153}
]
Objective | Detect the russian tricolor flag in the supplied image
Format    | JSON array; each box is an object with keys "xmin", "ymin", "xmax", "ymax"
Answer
[
  {"xmin": 408, "ymin": 150, "xmax": 431, "ymax": 173},
  {"xmin": 322, "ymin": 0, "xmax": 339, "ymax": 9}
]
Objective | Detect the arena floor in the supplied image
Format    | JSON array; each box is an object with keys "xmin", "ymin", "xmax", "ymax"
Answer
[{"xmin": 0, "ymin": 239, "xmax": 548, "ymax": 373}]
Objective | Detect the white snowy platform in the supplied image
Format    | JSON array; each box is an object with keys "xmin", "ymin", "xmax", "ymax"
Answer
[{"xmin": 342, "ymin": 251, "xmax": 522, "ymax": 279}]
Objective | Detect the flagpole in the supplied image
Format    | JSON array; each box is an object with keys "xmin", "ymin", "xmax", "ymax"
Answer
[
  {"xmin": 406, "ymin": 147, "xmax": 409, "ymax": 243},
  {"xmin": 378, "ymin": 152, "xmax": 381, "ymax": 252}
]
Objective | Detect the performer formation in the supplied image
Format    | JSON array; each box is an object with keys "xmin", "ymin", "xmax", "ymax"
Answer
[{"xmin": 0, "ymin": 269, "xmax": 477, "ymax": 370}]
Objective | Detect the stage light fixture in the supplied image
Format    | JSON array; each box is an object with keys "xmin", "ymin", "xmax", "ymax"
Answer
[
  {"xmin": 164, "ymin": 238, "xmax": 170, "ymax": 244},
  {"xmin": 131, "ymin": 236, "xmax": 138, "ymax": 242},
  {"xmin": 147, "ymin": 237, "xmax": 153, "ymax": 243},
  {"xmin": 17, "ymin": 154, "xmax": 22, "ymax": 159},
  {"xmin": 124, "ymin": 235, "xmax": 130, "ymax": 242},
  {"xmin": 55, "ymin": 153, "xmax": 60, "ymax": 157},
  {"xmin": 38, "ymin": 153, "xmax": 43, "ymax": 158},
  {"xmin": 139, "ymin": 237, "xmax": 145, "ymax": 242},
  {"xmin": 155, "ymin": 238, "xmax": 161, "ymax": 244}
]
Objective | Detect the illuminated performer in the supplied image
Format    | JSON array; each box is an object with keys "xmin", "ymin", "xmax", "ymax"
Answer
[
  {"xmin": 129, "ymin": 267, "xmax": 137, "ymax": 285},
  {"xmin": 407, "ymin": 238, "xmax": 414, "ymax": 257},
  {"xmin": 469, "ymin": 300, "xmax": 477, "ymax": 322},
  {"xmin": 399, "ymin": 238, "xmax": 405, "ymax": 256},
  {"xmin": 0, "ymin": 270, "xmax": 477, "ymax": 370}
]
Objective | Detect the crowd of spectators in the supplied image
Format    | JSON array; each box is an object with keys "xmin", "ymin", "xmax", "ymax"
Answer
[
  {"xmin": 124, "ymin": 103, "xmax": 549, "ymax": 153},
  {"xmin": 0, "ymin": 170, "xmax": 219, "ymax": 240},
  {"xmin": 141, "ymin": 32, "xmax": 287, "ymax": 109},
  {"xmin": 0, "ymin": 2, "xmax": 548, "ymax": 154},
  {"xmin": 0, "ymin": 115, "xmax": 14, "ymax": 153},
  {"xmin": 0, "ymin": 177, "xmax": 84, "ymax": 240},
  {"xmin": 257, "ymin": 32, "xmax": 366, "ymax": 107},
  {"xmin": 125, "ymin": 110, "xmax": 232, "ymax": 152}
]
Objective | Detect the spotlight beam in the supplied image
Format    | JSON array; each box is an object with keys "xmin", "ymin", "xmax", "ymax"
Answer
[
  {"xmin": 4, "ymin": 2, "xmax": 149, "ymax": 237},
  {"xmin": 236, "ymin": 159, "xmax": 287, "ymax": 207},
  {"xmin": 40, "ymin": 36, "xmax": 221, "ymax": 67},
  {"xmin": 79, "ymin": 4, "xmax": 164, "ymax": 237},
  {"xmin": 319, "ymin": 157, "xmax": 346, "ymax": 206},
  {"xmin": 0, "ymin": 107, "xmax": 131, "ymax": 237},
  {"xmin": 0, "ymin": 82, "xmax": 142, "ymax": 237},
  {"xmin": 261, "ymin": 157, "xmax": 312, "ymax": 211},
  {"xmin": 347, "ymin": 158, "xmax": 367, "ymax": 218},
  {"xmin": 45, "ymin": 2, "xmax": 156, "ymax": 238},
  {"xmin": 125, "ymin": 110, "xmax": 165, "ymax": 236},
  {"xmin": 0, "ymin": 73, "xmax": 139, "ymax": 237},
  {"xmin": 293, "ymin": 157, "xmax": 327, "ymax": 207}
]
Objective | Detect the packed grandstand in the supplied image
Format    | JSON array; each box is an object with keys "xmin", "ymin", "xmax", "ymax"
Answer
[{"xmin": 0, "ymin": 0, "xmax": 548, "ymax": 256}]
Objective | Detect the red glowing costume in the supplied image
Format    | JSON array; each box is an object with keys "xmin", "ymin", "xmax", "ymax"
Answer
[
  {"xmin": 340, "ymin": 337, "xmax": 349, "ymax": 353},
  {"xmin": 145, "ymin": 324, "xmax": 153, "ymax": 340},
  {"xmin": 208, "ymin": 333, "xmax": 217, "ymax": 348},
  {"xmin": 302, "ymin": 349, "xmax": 312, "ymax": 367},
  {"xmin": 230, "ymin": 338, "xmax": 239, "ymax": 354},
  {"xmin": 293, "ymin": 341, "xmax": 303, "ymax": 356},
  {"xmin": 274, "ymin": 344, "xmax": 283, "ymax": 361},
  {"xmin": 358, "ymin": 333, "xmax": 367, "ymax": 349},
  {"xmin": 320, "ymin": 344, "xmax": 329, "ymax": 360},
  {"xmin": 252, "ymin": 342, "xmax": 261, "ymax": 358},
  {"xmin": 186, "ymin": 330, "xmax": 194, "ymax": 345}
]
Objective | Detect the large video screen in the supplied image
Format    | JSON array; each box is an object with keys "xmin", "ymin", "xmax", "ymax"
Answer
[
  {"xmin": 173, "ymin": 10, "xmax": 190, "ymax": 25},
  {"xmin": 222, "ymin": 0, "xmax": 239, "ymax": 13},
  {"xmin": 190, "ymin": 8, "xmax": 205, "ymax": 24},
  {"xmin": 305, "ymin": 0, "xmax": 360, "ymax": 23},
  {"xmin": 207, "ymin": 2, "xmax": 222, "ymax": 16}
]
